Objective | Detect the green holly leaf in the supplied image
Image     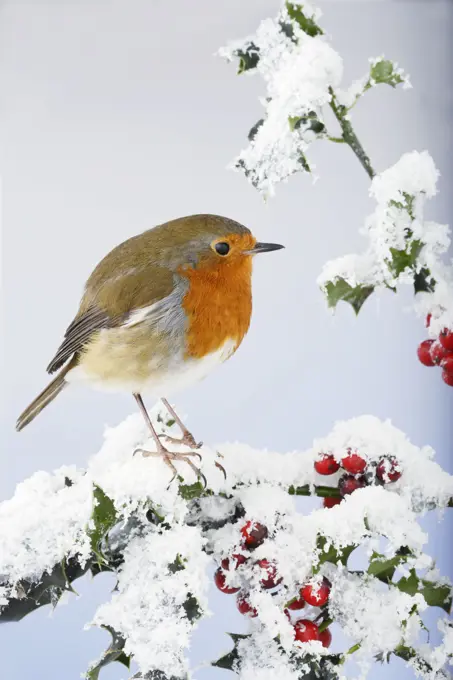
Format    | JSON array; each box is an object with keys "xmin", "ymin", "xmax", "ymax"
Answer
[
  {"xmin": 212, "ymin": 633, "xmax": 250, "ymax": 671},
  {"xmin": 85, "ymin": 626, "xmax": 130, "ymax": 680},
  {"xmin": 235, "ymin": 43, "xmax": 260, "ymax": 74},
  {"xmin": 387, "ymin": 240, "xmax": 423, "ymax": 278},
  {"xmin": 414, "ymin": 267, "xmax": 436, "ymax": 294},
  {"xmin": 368, "ymin": 549, "xmax": 412, "ymax": 583},
  {"xmin": 397, "ymin": 569, "xmax": 419, "ymax": 596},
  {"xmin": 178, "ymin": 481, "xmax": 205, "ymax": 500},
  {"xmin": 324, "ymin": 279, "xmax": 374, "ymax": 314},
  {"xmin": 285, "ymin": 2, "xmax": 323, "ymax": 37},
  {"xmin": 315, "ymin": 536, "xmax": 356, "ymax": 570},
  {"xmin": 248, "ymin": 118, "xmax": 265, "ymax": 142},
  {"xmin": 289, "ymin": 113, "xmax": 325, "ymax": 135},
  {"xmin": 88, "ymin": 485, "xmax": 117, "ymax": 565},
  {"xmin": 420, "ymin": 580, "xmax": 452, "ymax": 613},
  {"xmin": 370, "ymin": 59, "xmax": 404, "ymax": 88}
]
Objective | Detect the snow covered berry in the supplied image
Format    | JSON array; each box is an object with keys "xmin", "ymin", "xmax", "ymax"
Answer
[
  {"xmin": 426, "ymin": 313, "xmax": 432, "ymax": 328},
  {"xmin": 237, "ymin": 594, "xmax": 258, "ymax": 617},
  {"xmin": 430, "ymin": 341, "xmax": 452, "ymax": 365},
  {"xmin": 417, "ymin": 339, "xmax": 435, "ymax": 366},
  {"xmin": 441, "ymin": 369, "xmax": 453, "ymax": 387},
  {"xmin": 214, "ymin": 567, "xmax": 240, "ymax": 594},
  {"xmin": 439, "ymin": 329, "xmax": 453, "ymax": 351},
  {"xmin": 301, "ymin": 578, "xmax": 331, "ymax": 607},
  {"xmin": 323, "ymin": 496, "xmax": 342, "ymax": 508},
  {"xmin": 314, "ymin": 453, "xmax": 340, "ymax": 475},
  {"xmin": 256, "ymin": 559, "xmax": 282, "ymax": 589},
  {"xmin": 286, "ymin": 596, "xmax": 306, "ymax": 611},
  {"xmin": 341, "ymin": 450, "xmax": 367, "ymax": 474},
  {"xmin": 294, "ymin": 619, "xmax": 320, "ymax": 643},
  {"xmin": 240, "ymin": 520, "xmax": 268, "ymax": 549},
  {"xmin": 319, "ymin": 628, "xmax": 332, "ymax": 648},
  {"xmin": 376, "ymin": 457, "xmax": 401, "ymax": 483},
  {"xmin": 440, "ymin": 354, "xmax": 453, "ymax": 374},
  {"xmin": 339, "ymin": 474, "xmax": 367, "ymax": 496},
  {"xmin": 221, "ymin": 554, "xmax": 248, "ymax": 571}
]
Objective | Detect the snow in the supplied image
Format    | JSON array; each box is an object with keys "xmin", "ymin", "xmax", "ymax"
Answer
[
  {"xmin": 219, "ymin": 6, "xmax": 343, "ymax": 195},
  {"xmin": 318, "ymin": 151, "xmax": 453, "ymax": 335},
  {"xmin": 1, "ymin": 408, "xmax": 451, "ymax": 679}
]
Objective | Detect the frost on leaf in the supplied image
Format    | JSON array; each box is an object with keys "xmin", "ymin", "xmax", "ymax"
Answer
[
  {"xmin": 219, "ymin": 4, "xmax": 342, "ymax": 195},
  {"xmin": 318, "ymin": 151, "xmax": 452, "ymax": 320}
]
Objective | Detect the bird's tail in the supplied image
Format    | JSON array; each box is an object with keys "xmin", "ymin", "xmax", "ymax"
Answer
[{"xmin": 16, "ymin": 358, "xmax": 77, "ymax": 432}]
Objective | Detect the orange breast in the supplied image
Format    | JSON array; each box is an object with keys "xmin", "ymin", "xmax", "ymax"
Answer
[{"xmin": 179, "ymin": 258, "xmax": 253, "ymax": 359}]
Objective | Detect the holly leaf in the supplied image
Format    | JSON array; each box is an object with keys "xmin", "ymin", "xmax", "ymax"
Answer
[
  {"xmin": 248, "ymin": 118, "xmax": 264, "ymax": 142},
  {"xmin": 414, "ymin": 267, "xmax": 436, "ymax": 294},
  {"xmin": 397, "ymin": 569, "xmax": 419, "ymax": 596},
  {"xmin": 285, "ymin": 2, "xmax": 323, "ymax": 37},
  {"xmin": 368, "ymin": 548, "xmax": 413, "ymax": 584},
  {"xmin": 85, "ymin": 626, "xmax": 130, "ymax": 680},
  {"xmin": 183, "ymin": 593, "xmax": 202, "ymax": 622},
  {"xmin": 387, "ymin": 240, "xmax": 423, "ymax": 278},
  {"xmin": 235, "ymin": 43, "xmax": 260, "ymax": 74},
  {"xmin": 315, "ymin": 536, "xmax": 356, "ymax": 569},
  {"xmin": 212, "ymin": 633, "xmax": 250, "ymax": 671},
  {"xmin": 88, "ymin": 485, "xmax": 117, "ymax": 565},
  {"xmin": 179, "ymin": 481, "xmax": 205, "ymax": 500},
  {"xmin": 289, "ymin": 113, "xmax": 325, "ymax": 135},
  {"xmin": 324, "ymin": 279, "xmax": 374, "ymax": 314},
  {"xmin": 420, "ymin": 580, "xmax": 452, "ymax": 613},
  {"xmin": 370, "ymin": 59, "xmax": 404, "ymax": 88}
]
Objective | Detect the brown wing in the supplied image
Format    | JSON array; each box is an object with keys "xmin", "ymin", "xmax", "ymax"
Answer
[{"xmin": 46, "ymin": 264, "xmax": 176, "ymax": 374}]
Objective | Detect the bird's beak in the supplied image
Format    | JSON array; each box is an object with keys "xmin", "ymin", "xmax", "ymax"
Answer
[{"xmin": 244, "ymin": 242, "xmax": 285, "ymax": 255}]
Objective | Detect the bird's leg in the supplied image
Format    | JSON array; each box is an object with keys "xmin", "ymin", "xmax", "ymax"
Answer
[
  {"xmin": 159, "ymin": 397, "xmax": 203, "ymax": 449},
  {"xmin": 133, "ymin": 393, "xmax": 206, "ymax": 486}
]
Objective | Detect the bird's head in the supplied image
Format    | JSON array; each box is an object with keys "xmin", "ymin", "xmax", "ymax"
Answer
[{"xmin": 150, "ymin": 214, "xmax": 284, "ymax": 273}]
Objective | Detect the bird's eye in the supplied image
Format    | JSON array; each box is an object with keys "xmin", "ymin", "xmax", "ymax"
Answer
[{"xmin": 215, "ymin": 242, "xmax": 230, "ymax": 256}]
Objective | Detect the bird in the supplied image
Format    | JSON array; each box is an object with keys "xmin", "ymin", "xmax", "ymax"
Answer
[{"xmin": 16, "ymin": 214, "xmax": 284, "ymax": 478}]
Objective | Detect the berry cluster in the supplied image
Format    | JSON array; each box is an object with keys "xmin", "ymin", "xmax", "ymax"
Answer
[
  {"xmin": 417, "ymin": 316, "xmax": 453, "ymax": 387},
  {"xmin": 214, "ymin": 520, "xmax": 333, "ymax": 647},
  {"xmin": 314, "ymin": 449, "xmax": 402, "ymax": 509}
]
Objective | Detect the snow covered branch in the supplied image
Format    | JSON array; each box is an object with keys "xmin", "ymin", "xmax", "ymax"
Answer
[
  {"xmin": 1, "ymin": 408, "xmax": 452, "ymax": 679},
  {"xmin": 220, "ymin": 1, "xmax": 453, "ymax": 353}
]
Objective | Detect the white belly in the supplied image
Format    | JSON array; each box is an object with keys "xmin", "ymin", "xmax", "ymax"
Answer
[{"xmin": 66, "ymin": 338, "xmax": 237, "ymax": 396}]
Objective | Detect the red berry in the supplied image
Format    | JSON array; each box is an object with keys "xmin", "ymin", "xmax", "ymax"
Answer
[
  {"xmin": 319, "ymin": 628, "xmax": 332, "ymax": 649},
  {"xmin": 341, "ymin": 450, "xmax": 367, "ymax": 474},
  {"xmin": 323, "ymin": 497, "xmax": 342, "ymax": 509},
  {"xmin": 221, "ymin": 554, "xmax": 248, "ymax": 571},
  {"xmin": 417, "ymin": 339, "xmax": 435, "ymax": 367},
  {"xmin": 376, "ymin": 457, "xmax": 401, "ymax": 483},
  {"xmin": 442, "ymin": 369, "xmax": 453, "ymax": 387},
  {"xmin": 256, "ymin": 559, "xmax": 282, "ymax": 589},
  {"xmin": 241, "ymin": 521, "xmax": 268, "ymax": 549},
  {"xmin": 441, "ymin": 355, "xmax": 453, "ymax": 374},
  {"xmin": 286, "ymin": 596, "xmax": 306, "ymax": 611},
  {"xmin": 294, "ymin": 619, "xmax": 320, "ymax": 643},
  {"xmin": 426, "ymin": 313, "xmax": 432, "ymax": 328},
  {"xmin": 237, "ymin": 594, "xmax": 257, "ymax": 617},
  {"xmin": 314, "ymin": 454, "xmax": 340, "ymax": 476},
  {"xmin": 214, "ymin": 568, "xmax": 240, "ymax": 594},
  {"xmin": 430, "ymin": 341, "xmax": 452, "ymax": 365},
  {"xmin": 440, "ymin": 329, "xmax": 453, "ymax": 351},
  {"xmin": 301, "ymin": 578, "xmax": 331, "ymax": 607},
  {"xmin": 339, "ymin": 474, "xmax": 367, "ymax": 496}
]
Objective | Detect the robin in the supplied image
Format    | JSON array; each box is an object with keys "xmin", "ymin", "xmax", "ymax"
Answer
[{"xmin": 16, "ymin": 214, "xmax": 283, "ymax": 478}]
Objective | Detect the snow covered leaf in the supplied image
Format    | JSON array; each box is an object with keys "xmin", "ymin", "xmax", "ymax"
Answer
[
  {"xmin": 88, "ymin": 485, "xmax": 117, "ymax": 566},
  {"xmin": 285, "ymin": 2, "xmax": 323, "ymax": 37},
  {"xmin": 419, "ymin": 580, "xmax": 452, "ymax": 614},
  {"xmin": 212, "ymin": 633, "xmax": 249, "ymax": 671},
  {"xmin": 236, "ymin": 43, "xmax": 260, "ymax": 74},
  {"xmin": 316, "ymin": 536, "xmax": 356, "ymax": 568},
  {"xmin": 324, "ymin": 278, "xmax": 374, "ymax": 314},
  {"xmin": 370, "ymin": 59, "xmax": 405, "ymax": 88},
  {"xmin": 86, "ymin": 626, "xmax": 130, "ymax": 680},
  {"xmin": 387, "ymin": 240, "xmax": 423, "ymax": 278},
  {"xmin": 367, "ymin": 549, "xmax": 412, "ymax": 584}
]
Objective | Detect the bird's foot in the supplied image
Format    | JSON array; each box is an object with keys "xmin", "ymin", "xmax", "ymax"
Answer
[
  {"xmin": 134, "ymin": 446, "xmax": 206, "ymax": 487},
  {"xmin": 159, "ymin": 430, "xmax": 203, "ymax": 450}
]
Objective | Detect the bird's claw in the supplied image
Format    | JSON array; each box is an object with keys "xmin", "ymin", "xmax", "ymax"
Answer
[
  {"xmin": 158, "ymin": 432, "xmax": 203, "ymax": 450},
  {"xmin": 134, "ymin": 447, "xmax": 206, "ymax": 487}
]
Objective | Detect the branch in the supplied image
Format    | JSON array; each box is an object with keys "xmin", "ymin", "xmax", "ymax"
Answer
[{"xmin": 328, "ymin": 87, "xmax": 375, "ymax": 179}]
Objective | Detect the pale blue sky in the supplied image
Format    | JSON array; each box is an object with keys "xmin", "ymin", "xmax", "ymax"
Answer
[{"xmin": 1, "ymin": 1, "xmax": 452, "ymax": 679}]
